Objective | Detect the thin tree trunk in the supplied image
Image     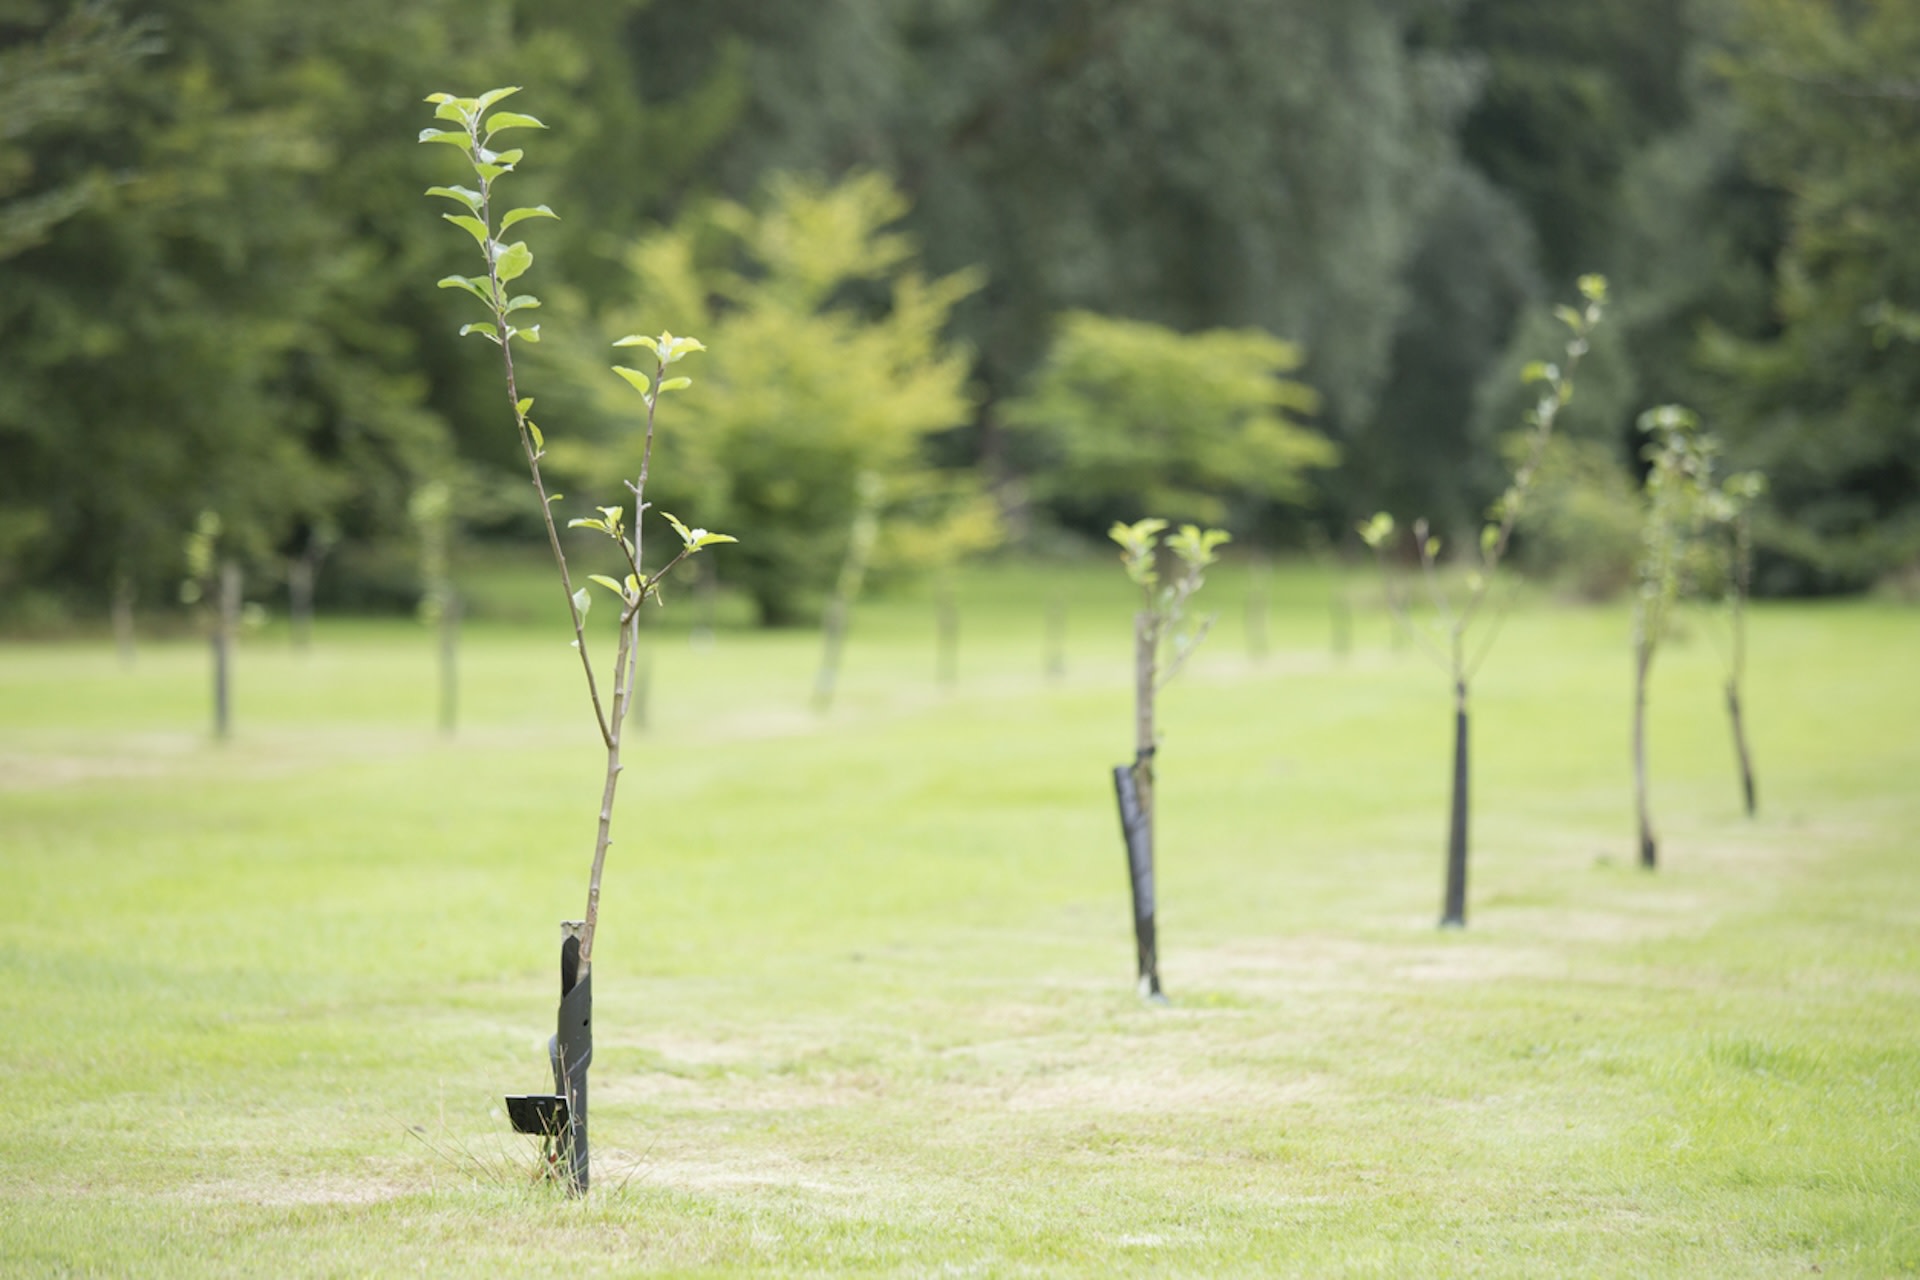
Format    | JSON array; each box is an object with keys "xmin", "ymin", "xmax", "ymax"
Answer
[
  {"xmin": 112, "ymin": 573, "xmax": 136, "ymax": 669},
  {"xmin": 212, "ymin": 561, "xmax": 240, "ymax": 741},
  {"xmin": 628, "ymin": 632, "xmax": 652, "ymax": 731},
  {"xmin": 1245, "ymin": 562, "xmax": 1269, "ymax": 662},
  {"xmin": 1633, "ymin": 645, "xmax": 1658, "ymax": 869},
  {"xmin": 438, "ymin": 592, "xmax": 460, "ymax": 737},
  {"xmin": 692, "ymin": 552, "xmax": 718, "ymax": 650},
  {"xmin": 1131, "ymin": 609, "xmax": 1162, "ymax": 997},
  {"xmin": 813, "ymin": 595, "xmax": 851, "ymax": 713},
  {"xmin": 1726, "ymin": 680, "xmax": 1757, "ymax": 817},
  {"xmin": 1441, "ymin": 678, "xmax": 1469, "ymax": 927},
  {"xmin": 288, "ymin": 557, "xmax": 315, "ymax": 653},
  {"xmin": 935, "ymin": 578, "xmax": 958, "ymax": 688},
  {"xmin": 1044, "ymin": 594, "xmax": 1066, "ymax": 681}
]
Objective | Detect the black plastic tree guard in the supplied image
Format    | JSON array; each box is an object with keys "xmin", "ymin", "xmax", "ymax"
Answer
[
  {"xmin": 1441, "ymin": 683, "xmax": 1469, "ymax": 928},
  {"xmin": 1112, "ymin": 760, "xmax": 1162, "ymax": 1000},
  {"xmin": 506, "ymin": 924, "xmax": 593, "ymax": 1193}
]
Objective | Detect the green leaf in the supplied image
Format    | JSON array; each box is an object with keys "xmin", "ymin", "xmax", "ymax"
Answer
[
  {"xmin": 527, "ymin": 421, "xmax": 544, "ymax": 453},
  {"xmin": 567, "ymin": 517, "xmax": 608, "ymax": 532},
  {"xmin": 503, "ymin": 294, "xmax": 540, "ymax": 314},
  {"xmin": 425, "ymin": 185, "xmax": 483, "ymax": 212},
  {"xmin": 611, "ymin": 366, "xmax": 651, "ymax": 395},
  {"xmin": 657, "ymin": 376, "xmax": 692, "ymax": 393},
  {"xmin": 474, "ymin": 163, "xmax": 512, "ymax": 182},
  {"xmin": 493, "ymin": 241, "xmax": 532, "ymax": 283},
  {"xmin": 511, "ymin": 324, "xmax": 541, "ymax": 343},
  {"xmin": 1358, "ymin": 512, "xmax": 1395, "ymax": 550},
  {"xmin": 587, "ymin": 573, "xmax": 628, "ymax": 600},
  {"xmin": 516, "ymin": 398, "xmax": 534, "ymax": 416},
  {"xmin": 692, "ymin": 531, "xmax": 738, "ymax": 549},
  {"xmin": 442, "ymin": 213, "xmax": 490, "ymax": 246},
  {"xmin": 1552, "ymin": 305, "xmax": 1583, "ymax": 332},
  {"xmin": 611, "ymin": 334, "xmax": 659, "ymax": 353},
  {"xmin": 500, "ymin": 205, "xmax": 558, "ymax": 231},
  {"xmin": 418, "ymin": 128, "xmax": 468, "ymax": 148},
  {"xmin": 659, "ymin": 510, "xmax": 694, "ymax": 544},
  {"xmin": 571, "ymin": 587, "xmax": 591, "ymax": 619},
  {"xmin": 474, "ymin": 86, "xmax": 523, "ymax": 113},
  {"xmin": 658, "ymin": 333, "xmax": 707, "ymax": 364},
  {"xmin": 485, "ymin": 112, "xmax": 547, "ymax": 136},
  {"xmin": 458, "ymin": 322, "xmax": 499, "ymax": 342},
  {"xmin": 436, "ymin": 275, "xmax": 490, "ymax": 303}
]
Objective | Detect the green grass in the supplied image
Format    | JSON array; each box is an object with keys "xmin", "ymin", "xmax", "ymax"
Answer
[{"xmin": 2, "ymin": 559, "xmax": 1916, "ymax": 1276}]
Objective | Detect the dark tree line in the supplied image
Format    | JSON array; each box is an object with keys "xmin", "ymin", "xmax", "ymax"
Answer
[{"xmin": 2, "ymin": 0, "xmax": 1914, "ymax": 622}]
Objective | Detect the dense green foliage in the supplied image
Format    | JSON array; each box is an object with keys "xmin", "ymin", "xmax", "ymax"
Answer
[
  {"xmin": 600, "ymin": 173, "xmax": 999, "ymax": 625},
  {"xmin": 3, "ymin": 0, "xmax": 1917, "ymax": 619},
  {"xmin": 1007, "ymin": 314, "xmax": 1332, "ymax": 531}
]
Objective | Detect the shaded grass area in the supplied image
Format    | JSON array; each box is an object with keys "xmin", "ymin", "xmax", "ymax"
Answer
[{"xmin": 1, "ymin": 560, "xmax": 1916, "ymax": 1276}]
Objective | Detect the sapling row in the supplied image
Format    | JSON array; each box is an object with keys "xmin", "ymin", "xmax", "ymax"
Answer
[{"xmin": 421, "ymin": 85, "xmax": 733, "ymax": 1196}]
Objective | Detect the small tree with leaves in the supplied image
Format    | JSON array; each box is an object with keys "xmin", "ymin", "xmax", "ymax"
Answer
[
  {"xmin": 1630, "ymin": 406, "xmax": 1718, "ymax": 869},
  {"xmin": 1630, "ymin": 407, "xmax": 1769, "ymax": 861},
  {"xmin": 409, "ymin": 481, "xmax": 459, "ymax": 736},
  {"xmin": 1109, "ymin": 518, "xmax": 1230, "ymax": 1000},
  {"xmin": 421, "ymin": 86, "xmax": 733, "ymax": 1197},
  {"xmin": 1361, "ymin": 275, "xmax": 1607, "ymax": 927},
  {"xmin": 179, "ymin": 510, "xmax": 241, "ymax": 741},
  {"xmin": 1708, "ymin": 469, "xmax": 1767, "ymax": 818}
]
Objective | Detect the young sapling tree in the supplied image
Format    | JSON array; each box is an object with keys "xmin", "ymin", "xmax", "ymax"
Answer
[
  {"xmin": 812, "ymin": 470, "xmax": 883, "ymax": 713},
  {"xmin": 179, "ymin": 510, "xmax": 240, "ymax": 741},
  {"xmin": 112, "ymin": 566, "xmax": 136, "ymax": 668},
  {"xmin": 286, "ymin": 522, "xmax": 335, "ymax": 654},
  {"xmin": 409, "ymin": 480, "xmax": 459, "ymax": 736},
  {"xmin": 1361, "ymin": 274, "xmax": 1607, "ymax": 927},
  {"xmin": 421, "ymin": 86, "xmax": 732, "ymax": 1196},
  {"xmin": 1110, "ymin": 518, "xmax": 1230, "ymax": 1001},
  {"xmin": 1710, "ymin": 470, "xmax": 1767, "ymax": 817},
  {"xmin": 1630, "ymin": 405, "xmax": 1718, "ymax": 870},
  {"xmin": 1044, "ymin": 592, "xmax": 1067, "ymax": 682}
]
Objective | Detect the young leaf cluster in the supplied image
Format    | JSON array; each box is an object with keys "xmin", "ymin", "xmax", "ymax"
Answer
[
  {"xmin": 1110, "ymin": 517, "xmax": 1232, "ymax": 690},
  {"xmin": 1634, "ymin": 406, "xmax": 1767, "ymax": 651},
  {"xmin": 1361, "ymin": 274, "xmax": 1608, "ymax": 681}
]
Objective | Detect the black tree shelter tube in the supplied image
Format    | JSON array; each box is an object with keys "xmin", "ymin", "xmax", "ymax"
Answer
[
  {"xmin": 1727, "ymin": 681, "xmax": 1758, "ymax": 817},
  {"xmin": 1441, "ymin": 681, "xmax": 1469, "ymax": 928},
  {"xmin": 1112, "ymin": 760, "xmax": 1161, "ymax": 999},
  {"xmin": 505, "ymin": 926, "xmax": 592, "ymax": 1194},
  {"xmin": 551, "ymin": 933, "xmax": 592, "ymax": 1195}
]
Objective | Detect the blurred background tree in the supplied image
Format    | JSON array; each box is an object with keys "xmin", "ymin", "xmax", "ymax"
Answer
[
  {"xmin": 583, "ymin": 172, "xmax": 998, "ymax": 626},
  {"xmin": 2, "ymin": 0, "xmax": 1914, "ymax": 625}
]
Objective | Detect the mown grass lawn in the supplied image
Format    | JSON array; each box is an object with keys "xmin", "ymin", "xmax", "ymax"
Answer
[{"xmin": 1, "ymin": 559, "xmax": 1915, "ymax": 1277}]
